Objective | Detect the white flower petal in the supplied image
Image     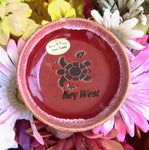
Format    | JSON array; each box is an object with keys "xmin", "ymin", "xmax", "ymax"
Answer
[
  {"xmin": 18, "ymin": 109, "xmax": 31, "ymax": 120},
  {"xmin": 0, "ymin": 124, "xmax": 18, "ymax": 149},
  {"xmin": 0, "ymin": 97, "xmax": 9, "ymax": 107},
  {"xmin": 103, "ymin": 9, "xmax": 111, "ymax": 29},
  {"xmin": 0, "ymin": 108, "xmax": 16, "ymax": 125},
  {"xmin": 139, "ymin": 14, "xmax": 147, "ymax": 25},
  {"xmin": 91, "ymin": 10, "xmax": 103, "ymax": 25},
  {"xmin": 0, "ymin": 63, "xmax": 15, "ymax": 78},
  {"xmin": 0, "ymin": 47, "xmax": 15, "ymax": 72},
  {"xmin": 4, "ymin": 111, "xmax": 19, "ymax": 127},
  {"xmin": 0, "ymin": 72, "xmax": 10, "ymax": 86},
  {"xmin": 118, "ymin": 0, "xmax": 124, "ymax": 8},
  {"xmin": 123, "ymin": 39, "xmax": 145, "ymax": 50},
  {"xmin": 12, "ymin": 141, "xmax": 18, "ymax": 149},
  {"xmin": 92, "ymin": 8, "xmax": 145, "ymax": 49},
  {"xmin": 122, "ymin": 30, "xmax": 144, "ymax": 39},
  {"xmin": 118, "ymin": 18, "xmax": 138, "ymax": 32},
  {"xmin": 110, "ymin": 10, "xmax": 120, "ymax": 29},
  {"xmin": 129, "ymin": 0, "xmax": 144, "ymax": 13},
  {"xmin": 127, "ymin": 0, "xmax": 136, "ymax": 12}
]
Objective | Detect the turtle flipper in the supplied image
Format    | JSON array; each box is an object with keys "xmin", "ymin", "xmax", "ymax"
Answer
[
  {"xmin": 59, "ymin": 57, "xmax": 67, "ymax": 68},
  {"xmin": 59, "ymin": 77, "xmax": 66, "ymax": 87}
]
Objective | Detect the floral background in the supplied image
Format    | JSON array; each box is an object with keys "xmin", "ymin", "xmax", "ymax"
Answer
[{"xmin": 0, "ymin": 0, "xmax": 149, "ymax": 149}]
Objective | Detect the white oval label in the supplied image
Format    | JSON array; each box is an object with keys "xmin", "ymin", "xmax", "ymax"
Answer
[{"xmin": 46, "ymin": 38, "xmax": 70, "ymax": 55}]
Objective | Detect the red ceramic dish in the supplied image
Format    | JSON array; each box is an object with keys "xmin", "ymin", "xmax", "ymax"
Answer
[{"xmin": 17, "ymin": 18, "xmax": 130, "ymax": 132}]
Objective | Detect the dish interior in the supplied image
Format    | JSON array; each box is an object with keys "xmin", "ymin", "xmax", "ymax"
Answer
[{"xmin": 26, "ymin": 28, "xmax": 120, "ymax": 119}]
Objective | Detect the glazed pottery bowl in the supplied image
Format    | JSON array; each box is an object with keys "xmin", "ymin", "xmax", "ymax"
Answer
[{"xmin": 17, "ymin": 18, "xmax": 130, "ymax": 132}]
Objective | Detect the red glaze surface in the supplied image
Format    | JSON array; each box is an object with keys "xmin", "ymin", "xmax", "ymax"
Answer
[
  {"xmin": 17, "ymin": 18, "xmax": 130, "ymax": 132},
  {"xmin": 26, "ymin": 29, "xmax": 120, "ymax": 119}
]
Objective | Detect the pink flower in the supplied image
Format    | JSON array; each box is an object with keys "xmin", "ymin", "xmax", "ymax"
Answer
[
  {"xmin": 0, "ymin": 39, "xmax": 44, "ymax": 145},
  {"xmin": 131, "ymin": 35, "xmax": 149, "ymax": 56},
  {"xmin": 118, "ymin": 46, "xmax": 149, "ymax": 140},
  {"xmin": 93, "ymin": 39, "xmax": 149, "ymax": 142},
  {"xmin": 133, "ymin": 35, "xmax": 149, "ymax": 47}
]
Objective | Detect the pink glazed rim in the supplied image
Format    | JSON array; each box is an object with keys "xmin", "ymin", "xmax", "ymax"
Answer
[{"xmin": 17, "ymin": 18, "xmax": 130, "ymax": 132}]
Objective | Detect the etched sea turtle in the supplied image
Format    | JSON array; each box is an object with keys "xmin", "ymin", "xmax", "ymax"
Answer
[{"xmin": 57, "ymin": 56, "xmax": 92, "ymax": 87}]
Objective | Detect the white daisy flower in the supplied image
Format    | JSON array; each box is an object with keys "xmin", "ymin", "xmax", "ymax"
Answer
[
  {"xmin": 91, "ymin": 9, "xmax": 145, "ymax": 50},
  {"xmin": 98, "ymin": 0, "xmax": 147, "ymax": 25},
  {"xmin": 0, "ymin": 38, "xmax": 44, "ymax": 145}
]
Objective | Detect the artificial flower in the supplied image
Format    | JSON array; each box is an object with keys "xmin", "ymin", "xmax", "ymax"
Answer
[
  {"xmin": 24, "ymin": 0, "xmax": 51, "ymax": 24},
  {"xmin": 69, "ymin": 0, "xmax": 85, "ymax": 18},
  {"xmin": 130, "ymin": 34, "xmax": 149, "ymax": 57},
  {"xmin": 15, "ymin": 120, "xmax": 32, "ymax": 150},
  {"xmin": 0, "ymin": 0, "xmax": 35, "ymax": 45},
  {"xmin": 93, "ymin": 38, "xmax": 149, "ymax": 141},
  {"xmin": 48, "ymin": 0, "xmax": 76, "ymax": 21},
  {"xmin": 0, "ymin": 124, "xmax": 18, "ymax": 150},
  {"xmin": 0, "ymin": 0, "xmax": 148, "ymax": 149},
  {"xmin": 91, "ymin": 9, "xmax": 145, "ymax": 50},
  {"xmin": 118, "ymin": 45, "xmax": 149, "ymax": 140},
  {"xmin": 133, "ymin": 34, "xmax": 149, "ymax": 47},
  {"xmin": 98, "ymin": 0, "xmax": 147, "ymax": 25},
  {"xmin": 0, "ymin": 38, "xmax": 44, "ymax": 145},
  {"xmin": 27, "ymin": 121, "xmax": 130, "ymax": 150}
]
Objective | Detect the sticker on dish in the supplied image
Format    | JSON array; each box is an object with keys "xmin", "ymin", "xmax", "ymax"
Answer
[{"xmin": 46, "ymin": 38, "xmax": 70, "ymax": 55}]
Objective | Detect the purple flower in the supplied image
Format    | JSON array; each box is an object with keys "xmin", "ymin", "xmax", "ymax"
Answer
[{"xmin": 28, "ymin": 121, "xmax": 133, "ymax": 150}]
